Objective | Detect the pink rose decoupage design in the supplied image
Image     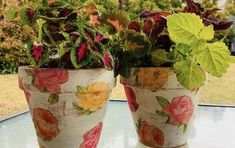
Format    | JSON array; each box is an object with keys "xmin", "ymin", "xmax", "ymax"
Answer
[
  {"xmin": 31, "ymin": 68, "xmax": 68, "ymax": 93},
  {"xmin": 33, "ymin": 108, "xmax": 60, "ymax": 140},
  {"xmin": 156, "ymin": 95, "xmax": 194, "ymax": 126},
  {"xmin": 164, "ymin": 96, "xmax": 194, "ymax": 125},
  {"xmin": 80, "ymin": 122, "xmax": 103, "ymax": 148},
  {"xmin": 124, "ymin": 85, "xmax": 139, "ymax": 112}
]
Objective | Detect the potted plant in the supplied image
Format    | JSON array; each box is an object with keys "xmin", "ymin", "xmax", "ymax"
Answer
[
  {"xmin": 17, "ymin": 1, "xmax": 115, "ymax": 147},
  {"xmin": 105, "ymin": 0, "xmax": 233, "ymax": 147}
]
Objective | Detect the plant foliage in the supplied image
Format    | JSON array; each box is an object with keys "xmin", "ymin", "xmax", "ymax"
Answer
[{"xmin": 110, "ymin": 0, "xmax": 233, "ymax": 90}]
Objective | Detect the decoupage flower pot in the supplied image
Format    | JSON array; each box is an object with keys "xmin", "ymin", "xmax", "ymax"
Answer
[
  {"xmin": 121, "ymin": 67, "xmax": 201, "ymax": 148},
  {"xmin": 18, "ymin": 66, "xmax": 115, "ymax": 148}
]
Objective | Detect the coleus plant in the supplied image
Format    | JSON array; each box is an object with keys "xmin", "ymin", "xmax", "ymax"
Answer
[
  {"xmin": 104, "ymin": 0, "xmax": 234, "ymax": 90},
  {"xmin": 17, "ymin": 0, "xmax": 114, "ymax": 70}
]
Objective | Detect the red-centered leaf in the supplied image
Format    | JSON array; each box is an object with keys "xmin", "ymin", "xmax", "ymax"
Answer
[
  {"xmin": 76, "ymin": 42, "xmax": 88, "ymax": 63},
  {"xmin": 95, "ymin": 33, "xmax": 104, "ymax": 42},
  {"xmin": 128, "ymin": 21, "xmax": 141, "ymax": 32},
  {"xmin": 106, "ymin": 19, "xmax": 124, "ymax": 32},
  {"xmin": 90, "ymin": 13, "xmax": 100, "ymax": 26},
  {"xmin": 95, "ymin": 32, "xmax": 109, "ymax": 45},
  {"xmin": 103, "ymin": 11, "xmax": 129, "ymax": 33},
  {"xmin": 103, "ymin": 52, "xmax": 113, "ymax": 69},
  {"xmin": 26, "ymin": 8, "xmax": 36, "ymax": 23},
  {"xmin": 84, "ymin": 28, "xmax": 94, "ymax": 42},
  {"xmin": 31, "ymin": 44, "xmax": 45, "ymax": 62},
  {"xmin": 144, "ymin": 19, "xmax": 154, "ymax": 36}
]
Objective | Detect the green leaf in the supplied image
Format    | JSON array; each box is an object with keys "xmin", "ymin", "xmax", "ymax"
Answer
[
  {"xmin": 72, "ymin": 103, "xmax": 93, "ymax": 115},
  {"xmin": 191, "ymin": 40, "xmax": 207, "ymax": 54},
  {"xmin": 175, "ymin": 44, "xmax": 191, "ymax": 56},
  {"xmin": 199, "ymin": 25, "xmax": 215, "ymax": 41},
  {"xmin": 156, "ymin": 110, "xmax": 169, "ymax": 117},
  {"xmin": 124, "ymin": 30, "xmax": 151, "ymax": 58},
  {"xmin": 174, "ymin": 60, "xmax": 206, "ymax": 90},
  {"xmin": 48, "ymin": 93, "xmax": 59, "ymax": 105},
  {"xmin": 58, "ymin": 42, "xmax": 69, "ymax": 58},
  {"xmin": 167, "ymin": 13, "xmax": 204, "ymax": 45},
  {"xmin": 77, "ymin": 86, "xmax": 87, "ymax": 93},
  {"xmin": 156, "ymin": 96, "xmax": 170, "ymax": 108},
  {"xmin": 6, "ymin": 8, "xmax": 19, "ymax": 20},
  {"xmin": 195, "ymin": 42, "xmax": 230, "ymax": 77},
  {"xmin": 151, "ymin": 49, "xmax": 171, "ymax": 66}
]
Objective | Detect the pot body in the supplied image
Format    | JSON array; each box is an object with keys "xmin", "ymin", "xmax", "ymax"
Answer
[
  {"xmin": 18, "ymin": 66, "xmax": 115, "ymax": 148},
  {"xmin": 121, "ymin": 68, "xmax": 201, "ymax": 148}
]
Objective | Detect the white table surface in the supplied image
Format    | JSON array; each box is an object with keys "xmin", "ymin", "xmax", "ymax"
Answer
[{"xmin": 0, "ymin": 101, "xmax": 235, "ymax": 148}]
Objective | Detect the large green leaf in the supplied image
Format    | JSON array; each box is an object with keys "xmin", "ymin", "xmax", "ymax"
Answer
[
  {"xmin": 151, "ymin": 49, "xmax": 171, "ymax": 66},
  {"xmin": 195, "ymin": 41, "xmax": 230, "ymax": 77},
  {"xmin": 174, "ymin": 60, "xmax": 206, "ymax": 90},
  {"xmin": 124, "ymin": 30, "xmax": 151, "ymax": 58},
  {"xmin": 199, "ymin": 25, "xmax": 215, "ymax": 41},
  {"xmin": 167, "ymin": 13, "xmax": 204, "ymax": 45},
  {"xmin": 191, "ymin": 39, "xmax": 207, "ymax": 55}
]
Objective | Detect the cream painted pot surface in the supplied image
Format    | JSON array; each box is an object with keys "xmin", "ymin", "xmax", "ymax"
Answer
[
  {"xmin": 121, "ymin": 67, "xmax": 201, "ymax": 148},
  {"xmin": 18, "ymin": 66, "xmax": 115, "ymax": 148}
]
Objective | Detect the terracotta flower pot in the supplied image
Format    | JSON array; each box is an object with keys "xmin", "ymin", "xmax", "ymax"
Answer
[
  {"xmin": 18, "ymin": 66, "xmax": 115, "ymax": 148},
  {"xmin": 121, "ymin": 67, "xmax": 201, "ymax": 148}
]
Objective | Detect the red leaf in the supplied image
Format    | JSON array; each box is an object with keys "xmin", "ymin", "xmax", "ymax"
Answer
[
  {"xmin": 128, "ymin": 21, "xmax": 141, "ymax": 32},
  {"xmin": 103, "ymin": 53, "xmax": 113, "ymax": 69},
  {"xmin": 31, "ymin": 44, "xmax": 45, "ymax": 62},
  {"xmin": 76, "ymin": 42, "xmax": 88, "ymax": 63},
  {"xmin": 26, "ymin": 8, "xmax": 36, "ymax": 23},
  {"xmin": 95, "ymin": 33, "xmax": 104, "ymax": 42},
  {"xmin": 143, "ymin": 20, "xmax": 153, "ymax": 36}
]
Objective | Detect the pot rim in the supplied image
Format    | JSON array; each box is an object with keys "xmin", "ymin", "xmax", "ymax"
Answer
[{"xmin": 18, "ymin": 66, "xmax": 111, "ymax": 72}]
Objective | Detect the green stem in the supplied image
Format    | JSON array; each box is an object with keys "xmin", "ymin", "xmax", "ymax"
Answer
[{"xmin": 37, "ymin": 19, "xmax": 45, "ymax": 43}]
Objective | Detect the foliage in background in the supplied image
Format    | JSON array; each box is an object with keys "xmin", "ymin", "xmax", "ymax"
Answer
[
  {"xmin": 0, "ymin": 20, "xmax": 36, "ymax": 74},
  {"xmin": 0, "ymin": 0, "xmax": 37, "ymax": 74}
]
